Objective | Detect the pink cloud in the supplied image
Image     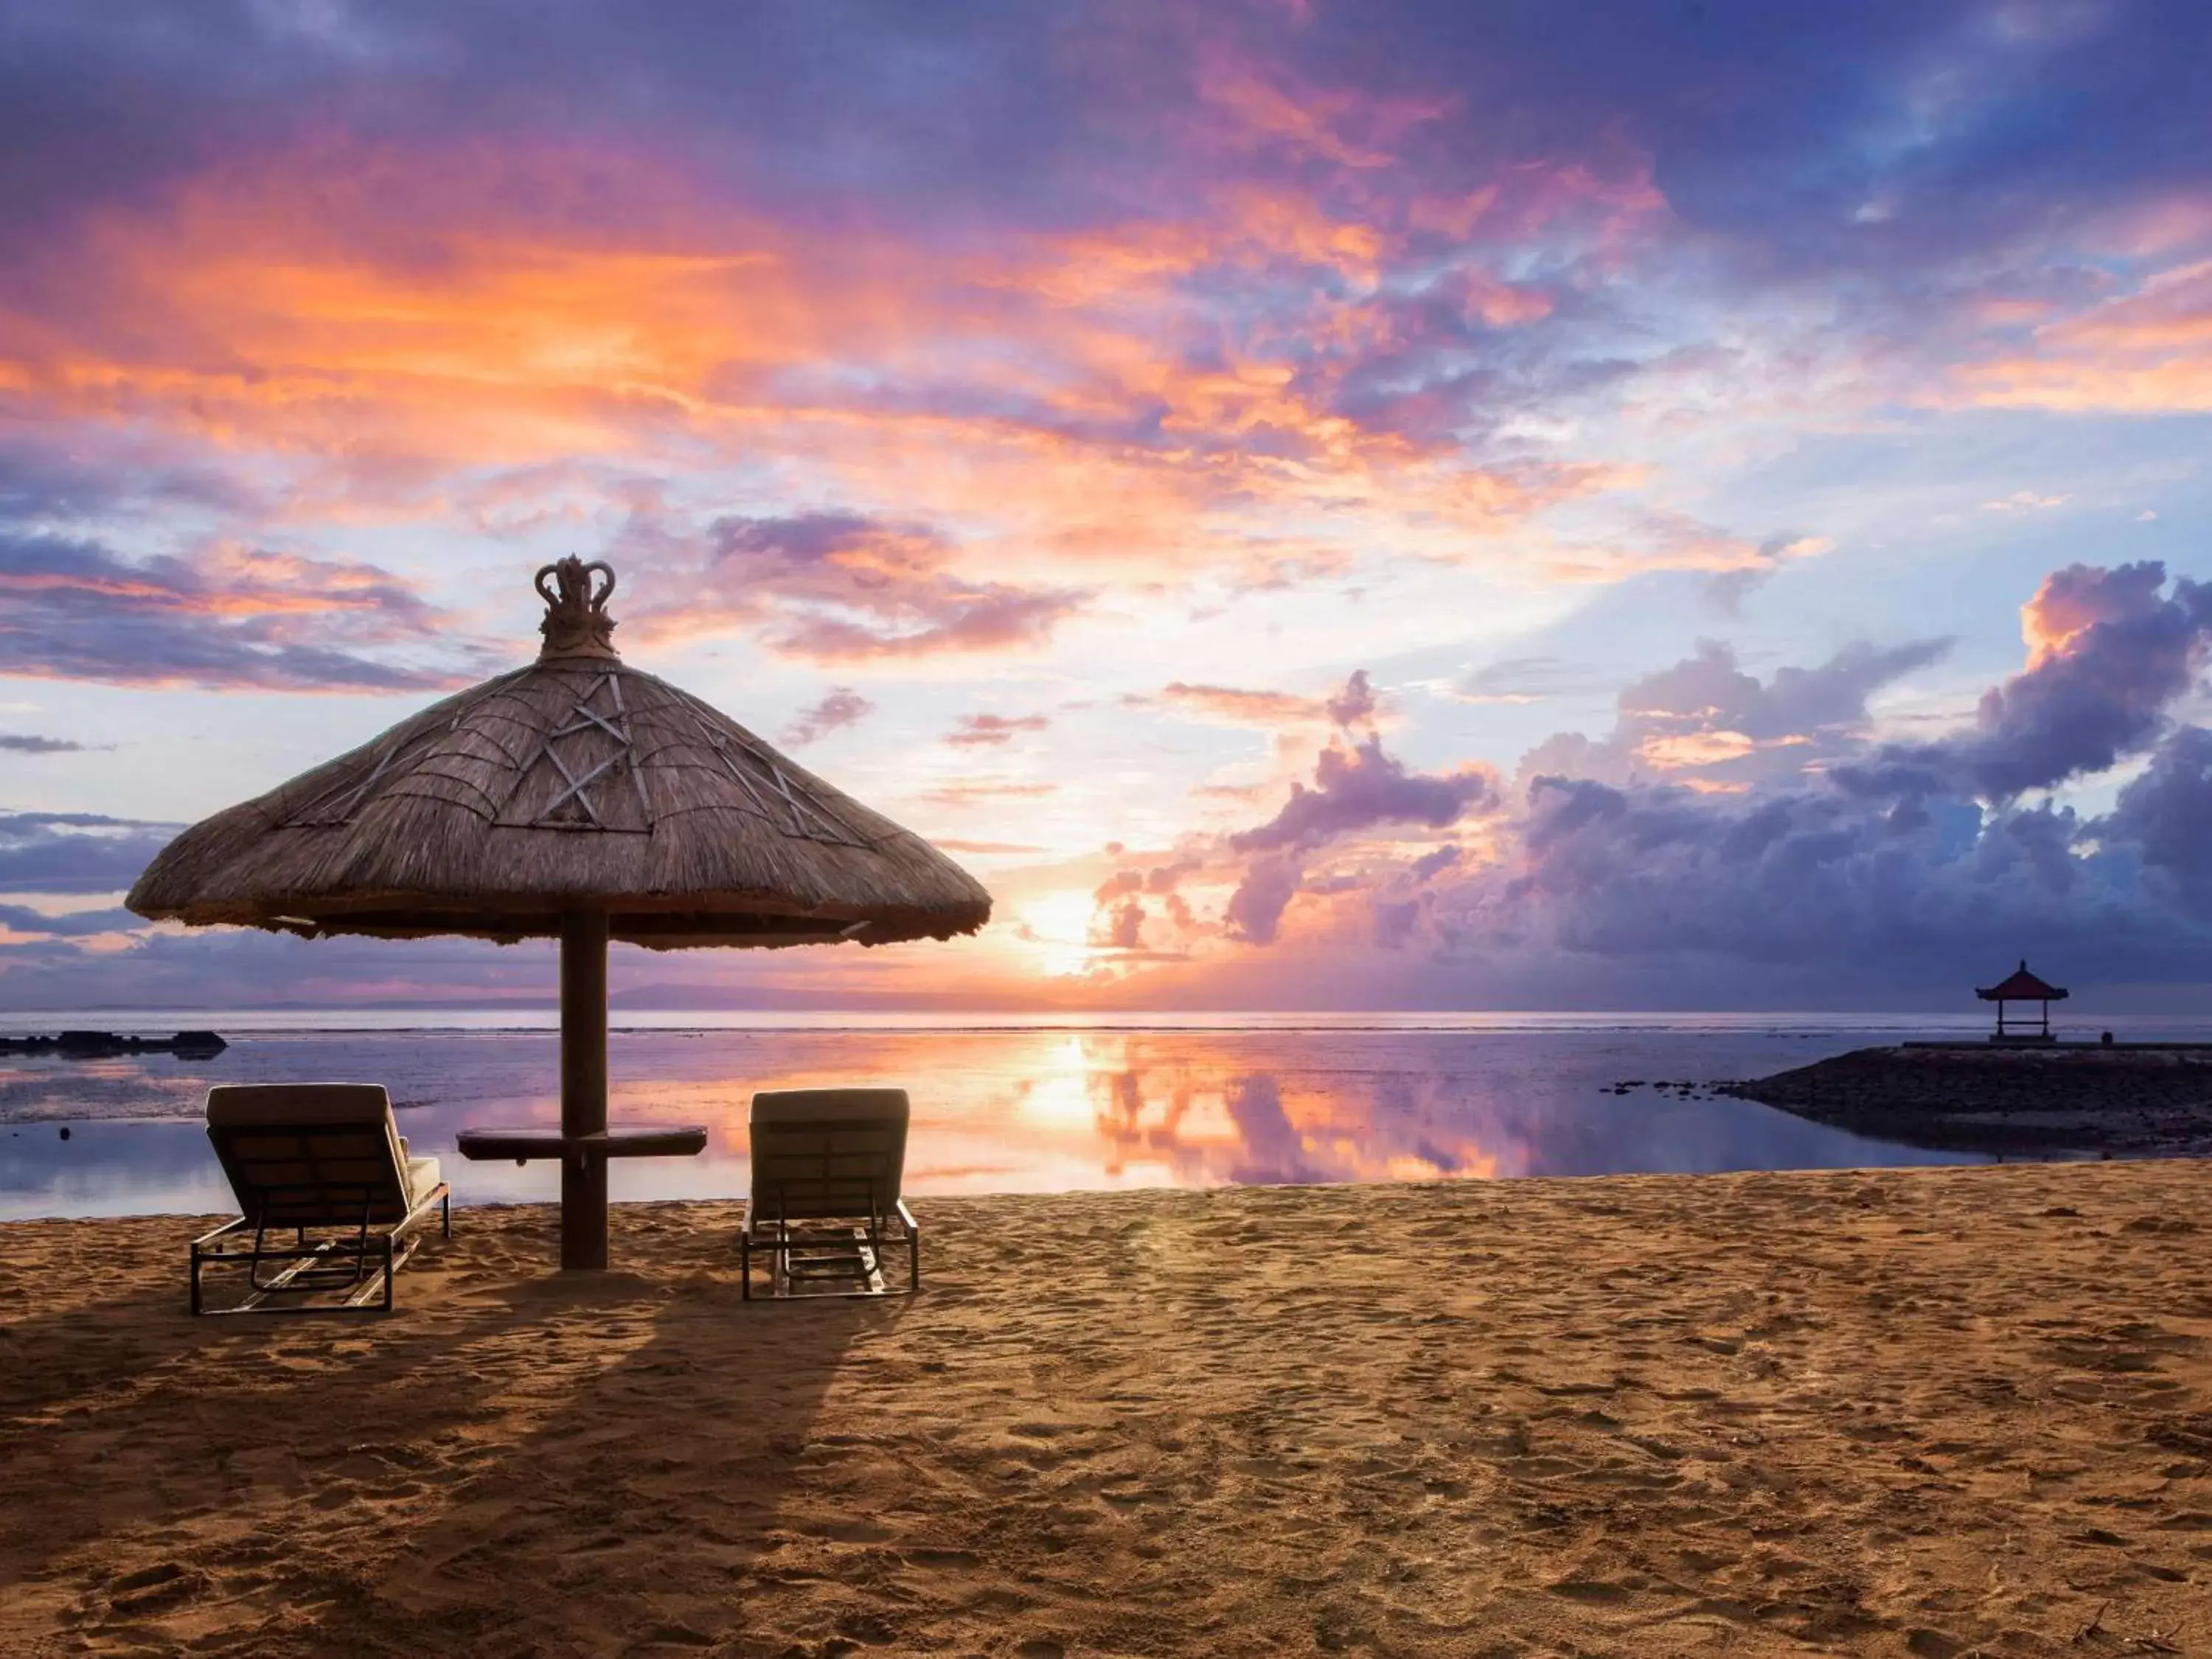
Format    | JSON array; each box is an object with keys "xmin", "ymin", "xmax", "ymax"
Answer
[
  {"xmin": 947, "ymin": 712, "xmax": 1051, "ymax": 747},
  {"xmin": 782, "ymin": 686, "xmax": 874, "ymax": 745},
  {"xmin": 1955, "ymin": 258, "xmax": 2212, "ymax": 412}
]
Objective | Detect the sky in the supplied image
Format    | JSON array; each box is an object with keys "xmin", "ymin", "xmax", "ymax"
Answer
[{"xmin": 4, "ymin": 0, "xmax": 2212, "ymax": 1013}]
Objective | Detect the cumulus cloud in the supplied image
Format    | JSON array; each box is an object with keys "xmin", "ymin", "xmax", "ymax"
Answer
[
  {"xmin": 1838, "ymin": 562, "xmax": 2212, "ymax": 801},
  {"xmin": 1408, "ymin": 563, "xmax": 2212, "ymax": 979},
  {"xmin": 1231, "ymin": 736, "xmax": 1498, "ymax": 854},
  {"xmin": 1147, "ymin": 563, "xmax": 2212, "ymax": 981},
  {"xmin": 1409, "ymin": 844, "xmax": 1461, "ymax": 882},
  {"xmin": 1224, "ymin": 856, "xmax": 1303, "ymax": 945},
  {"xmin": 1324, "ymin": 669, "xmax": 1377, "ymax": 728},
  {"xmin": 0, "ymin": 534, "xmax": 472, "ymax": 692},
  {"xmin": 1102, "ymin": 897, "xmax": 1147, "ymax": 950},
  {"xmin": 1489, "ymin": 773, "xmax": 2145, "ymax": 969},
  {"xmin": 2101, "ymin": 725, "xmax": 2212, "ymax": 914},
  {"xmin": 1522, "ymin": 637, "xmax": 1950, "ymax": 790},
  {"xmin": 781, "ymin": 686, "xmax": 874, "ymax": 745},
  {"xmin": 947, "ymin": 712, "xmax": 1051, "ymax": 747},
  {"xmin": 1372, "ymin": 895, "xmax": 1425, "ymax": 949}
]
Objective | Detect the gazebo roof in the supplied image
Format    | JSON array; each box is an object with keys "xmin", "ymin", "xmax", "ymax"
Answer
[
  {"xmin": 1976, "ymin": 960, "xmax": 2068, "ymax": 1001},
  {"xmin": 126, "ymin": 557, "xmax": 992, "ymax": 950}
]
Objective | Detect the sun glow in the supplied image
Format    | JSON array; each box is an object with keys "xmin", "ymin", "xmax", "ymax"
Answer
[{"xmin": 1015, "ymin": 890, "xmax": 1100, "ymax": 978}]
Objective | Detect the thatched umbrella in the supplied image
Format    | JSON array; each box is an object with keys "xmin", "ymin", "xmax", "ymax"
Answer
[{"xmin": 128, "ymin": 556, "xmax": 992, "ymax": 1268}]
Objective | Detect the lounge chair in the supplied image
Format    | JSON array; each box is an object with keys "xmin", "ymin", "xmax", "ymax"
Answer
[
  {"xmin": 741, "ymin": 1088, "xmax": 918, "ymax": 1299},
  {"xmin": 191, "ymin": 1083, "xmax": 451, "ymax": 1315}
]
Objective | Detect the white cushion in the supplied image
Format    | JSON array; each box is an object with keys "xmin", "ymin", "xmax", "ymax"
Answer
[{"xmin": 748, "ymin": 1088, "xmax": 908, "ymax": 1215}]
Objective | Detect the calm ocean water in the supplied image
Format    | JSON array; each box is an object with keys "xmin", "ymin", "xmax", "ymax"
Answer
[{"xmin": 8, "ymin": 1009, "xmax": 2207, "ymax": 1221}]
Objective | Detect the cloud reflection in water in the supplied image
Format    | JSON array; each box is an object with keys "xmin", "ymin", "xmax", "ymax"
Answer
[{"xmin": 0, "ymin": 1024, "xmax": 1981, "ymax": 1221}]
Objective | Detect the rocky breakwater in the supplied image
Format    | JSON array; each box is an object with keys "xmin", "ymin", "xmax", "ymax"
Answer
[
  {"xmin": 1719, "ymin": 1043, "xmax": 2212, "ymax": 1158},
  {"xmin": 0, "ymin": 1030, "xmax": 226, "ymax": 1060}
]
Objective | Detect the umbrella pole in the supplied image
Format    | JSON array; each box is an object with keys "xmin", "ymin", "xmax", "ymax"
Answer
[{"xmin": 560, "ymin": 908, "xmax": 610, "ymax": 1270}]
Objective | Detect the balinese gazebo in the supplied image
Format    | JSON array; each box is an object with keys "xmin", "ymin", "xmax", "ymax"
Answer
[
  {"xmin": 128, "ymin": 557, "xmax": 991, "ymax": 1269},
  {"xmin": 1975, "ymin": 959, "xmax": 2067, "ymax": 1044}
]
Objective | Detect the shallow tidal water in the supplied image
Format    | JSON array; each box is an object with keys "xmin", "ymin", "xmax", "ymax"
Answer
[{"xmin": 0, "ymin": 1012, "xmax": 2093, "ymax": 1220}]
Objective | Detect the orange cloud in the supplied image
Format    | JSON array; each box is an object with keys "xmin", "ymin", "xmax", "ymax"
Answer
[
  {"xmin": 917, "ymin": 782, "xmax": 1062, "ymax": 808},
  {"xmin": 1145, "ymin": 682, "xmax": 1329, "ymax": 725},
  {"xmin": 1955, "ymin": 259, "xmax": 2212, "ymax": 413},
  {"xmin": 0, "ymin": 133, "xmax": 1652, "ymax": 667}
]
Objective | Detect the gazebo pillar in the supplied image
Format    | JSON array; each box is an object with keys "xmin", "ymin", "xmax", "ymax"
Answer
[{"xmin": 560, "ymin": 907, "xmax": 610, "ymax": 1270}]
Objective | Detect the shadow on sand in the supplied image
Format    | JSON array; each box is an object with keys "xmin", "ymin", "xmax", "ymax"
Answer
[
  {"xmin": 311, "ymin": 1272, "xmax": 902, "ymax": 1655},
  {"xmin": 1, "ymin": 1205, "xmax": 902, "ymax": 1657}
]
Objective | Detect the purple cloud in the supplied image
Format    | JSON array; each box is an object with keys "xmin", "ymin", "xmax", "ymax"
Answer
[
  {"xmin": 1522, "ymin": 637, "xmax": 1950, "ymax": 790},
  {"xmin": 1231, "ymin": 735, "xmax": 1497, "ymax": 854},
  {"xmin": 636, "ymin": 513, "xmax": 1087, "ymax": 662},
  {"xmin": 1839, "ymin": 563, "xmax": 2212, "ymax": 801},
  {"xmin": 1372, "ymin": 895, "xmax": 1424, "ymax": 949},
  {"xmin": 0, "ymin": 904, "xmax": 139, "ymax": 937},
  {"xmin": 0, "ymin": 812, "xmax": 180, "ymax": 894},
  {"xmin": 1324, "ymin": 669, "xmax": 1376, "ymax": 728},
  {"xmin": 1103, "ymin": 898, "xmax": 1146, "ymax": 950},
  {"xmin": 1408, "ymin": 844, "xmax": 1461, "ymax": 882},
  {"xmin": 0, "ymin": 534, "xmax": 473, "ymax": 692},
  {"xmin": 2101, "ymin": 725, "xmax": 2212, "ymax": 914},
  {"xmin": 1223, "ymin": 856, "xmax": 1301, "ymax": 945}
]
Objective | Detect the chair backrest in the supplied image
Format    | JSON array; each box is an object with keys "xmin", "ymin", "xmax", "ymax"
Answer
[
  {"xmin": 748, "ymin": 1088, "xmax": 909, "ymax": 1222},
  {"xmin": 204, "ymin": 1084, "xmax": 413, "ymax": 1228}
]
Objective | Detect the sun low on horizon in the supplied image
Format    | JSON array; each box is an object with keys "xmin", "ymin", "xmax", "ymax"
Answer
[{"xmin": 5, "ymin": 0, "xmax": 2212, "ymax": 1015}]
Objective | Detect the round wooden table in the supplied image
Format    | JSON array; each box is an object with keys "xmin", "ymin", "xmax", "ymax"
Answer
[{"xmin": 456, "ymin": 1123, "xmax": 708, "ymax": 1267}]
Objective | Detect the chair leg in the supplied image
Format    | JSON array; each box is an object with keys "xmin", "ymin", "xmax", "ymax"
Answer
[{"xmin": 740, "ymin": 1231, "xmax": 751, "ymax": 1301}]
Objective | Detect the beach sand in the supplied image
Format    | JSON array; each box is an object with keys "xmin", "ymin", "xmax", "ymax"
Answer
[{"xmin": 3, "ymin": 1163, "xmax": 2209, "ymax": 1658}]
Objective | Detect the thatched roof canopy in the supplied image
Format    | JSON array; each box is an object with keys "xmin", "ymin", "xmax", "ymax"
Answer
[{"xmin": 126, "ymin": 557, "xmax": 992, "ymax": 950}]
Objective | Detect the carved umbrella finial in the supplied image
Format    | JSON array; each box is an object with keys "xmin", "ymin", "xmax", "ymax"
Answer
[{"xmin": 534, "ymin": 557, "xmax": 620, "ymax": 660}]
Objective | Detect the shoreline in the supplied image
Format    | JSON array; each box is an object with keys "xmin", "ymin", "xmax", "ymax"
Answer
[{"xmin": 5, "ymin": 1163, "xmax": 2210, "ymax": 1655}]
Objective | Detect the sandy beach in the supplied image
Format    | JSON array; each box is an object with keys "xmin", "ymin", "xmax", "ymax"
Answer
[{"xmin": 4, "ymin": 1162, "xmax": 2210, "ymax": 1658}]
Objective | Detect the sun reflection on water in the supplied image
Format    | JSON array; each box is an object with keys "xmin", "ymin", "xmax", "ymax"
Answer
[{"xmin": 1, "ymin": 1025, "xmax": 1982, "ymax": 1220}]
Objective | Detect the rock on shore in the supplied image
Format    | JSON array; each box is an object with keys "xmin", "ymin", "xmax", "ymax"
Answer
[{"xmin": 1721, "ymin": 1043, "xmax": 2212, "ymax": 1157}]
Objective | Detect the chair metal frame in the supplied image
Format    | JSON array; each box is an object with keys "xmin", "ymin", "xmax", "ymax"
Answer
[
  {"xmin": 740, "ymin": 1113, "xmax": 920, "ymax": 1303},
  {"xmin": 190, "ymin": 1119, "xmax": 451, "ymax": 1316}
]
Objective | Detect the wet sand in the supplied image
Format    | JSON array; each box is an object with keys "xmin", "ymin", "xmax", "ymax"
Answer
[{"xmin": 3, "ymin": 1163, "xmax": 2209, "ymax": 1658}]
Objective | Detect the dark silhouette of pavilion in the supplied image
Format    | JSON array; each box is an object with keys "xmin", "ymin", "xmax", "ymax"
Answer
[{"xmin": 1976, "ymin": 959, "xmax": 2067, "ymax": 1043}]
